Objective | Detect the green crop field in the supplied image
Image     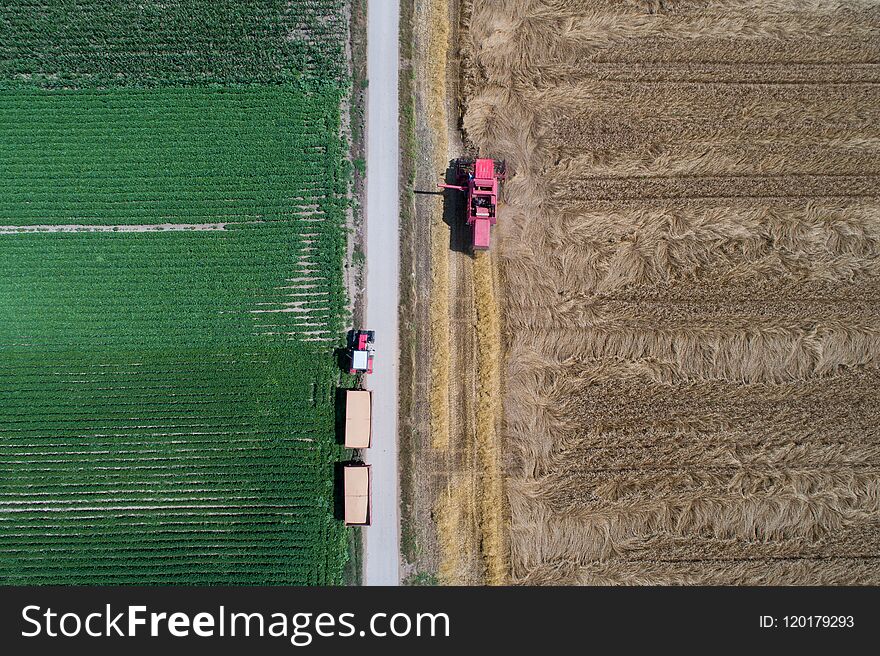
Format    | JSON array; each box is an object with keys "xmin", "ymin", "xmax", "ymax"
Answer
[{"xmin": 0, "ymin": 1, "xmax": 353, "ymax": 584}]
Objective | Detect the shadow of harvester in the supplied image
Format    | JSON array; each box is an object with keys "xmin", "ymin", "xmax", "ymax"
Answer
[
  {"xmin": 441, "ymin": 159, "xmax": 473, "ymax": 255},
  {"xmin": 413, "ymin": 159, "xmax": 474, "ymax": 255}
]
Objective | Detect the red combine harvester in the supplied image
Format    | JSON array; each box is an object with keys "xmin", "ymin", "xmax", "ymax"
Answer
[
  {"xmin": 438, "ymin": 157, "xmax": 506, "ymax": 251},
  {"xmin": 348, "ymin": 330, "xmax": 375, "ymax": 375}
]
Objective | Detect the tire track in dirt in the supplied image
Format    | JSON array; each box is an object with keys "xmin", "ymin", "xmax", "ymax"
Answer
[{"xmin": 443, "ymin": 236, "xmax": 484, "ymax": 583}]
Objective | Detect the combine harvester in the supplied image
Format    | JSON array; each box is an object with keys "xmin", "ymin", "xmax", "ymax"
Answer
[{"xmin": 438, "ymin": 157, "xmax": 506, "ymax": 251}]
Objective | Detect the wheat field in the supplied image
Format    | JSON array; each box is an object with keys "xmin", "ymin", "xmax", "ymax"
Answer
[{"xmin": 460, "ymin": 0, "xmax": 880, "ymax": 584}]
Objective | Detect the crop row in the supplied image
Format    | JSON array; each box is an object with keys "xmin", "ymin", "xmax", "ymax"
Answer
[
  {"xmin": 0, "ymin": 86, "xmax": 348, "ymax": 347},
  {"xmin": 0, "ymin": 341, "xmax": 348, "ymax": 584},
  {"xmin": 0, "ymin": 79, "xmax": 352, "ymax": 581},
  {"xmin": 0, "ymin": 87, "xmax": 348, "ymax": 227},
  {"xmin": 0, "ymin": 0, "xmax": 353, "ymax": 585},
  {"xmin": 0, "ymin": 0, "xmax": 349, "ymax": 88}
]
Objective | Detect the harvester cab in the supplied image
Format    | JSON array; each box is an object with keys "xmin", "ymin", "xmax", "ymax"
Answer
[
  {"xmin": 438, "ymin": 157, "xmax": 506, "ymax": 251},
  {"xmin": 347, "ymin": 330, "xmax": 375, "ymax": 375}
]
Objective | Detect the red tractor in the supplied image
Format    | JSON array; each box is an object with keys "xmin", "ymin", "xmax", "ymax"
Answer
[
  {"xmin": 347, "ymin": 330, "xmax": 375, "ymax": 375},
  {"xmin": 438, "ymin": 158, "xmax": 506, "ymax": 251}
]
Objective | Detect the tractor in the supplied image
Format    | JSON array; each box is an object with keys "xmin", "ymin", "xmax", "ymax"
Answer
[{"xmin": 347, "ymin": 329, "xmax": 375, "ymax": 375}]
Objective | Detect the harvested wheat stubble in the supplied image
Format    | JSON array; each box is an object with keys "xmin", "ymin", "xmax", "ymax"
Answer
[{"xmin": 462, "ymin": 0, "xmax": 880, "ymax": 584}]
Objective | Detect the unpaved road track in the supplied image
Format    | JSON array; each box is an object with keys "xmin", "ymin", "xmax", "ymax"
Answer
[
  {"xmin": 363, "ymin": 0, "xmax": 401, "ymax": 586},
  {"xmin": 401, "ymin": 0, "xmax": 489, "ymax": 585}
]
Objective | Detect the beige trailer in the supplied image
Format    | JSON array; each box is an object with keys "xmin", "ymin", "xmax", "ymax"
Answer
[
  {"xmin": 344, "ymin": 390, "xmax": 372, "ymax": 448},
  {"xmin": 343, "ymin": 463, "xmax": 371, "ymax": 526}
]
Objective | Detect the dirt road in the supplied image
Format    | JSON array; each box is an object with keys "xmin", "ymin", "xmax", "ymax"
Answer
[
  {"xmin": 363, "ymin": 0, "xmax": 400, "ymax": 586},
  {"xmin": 399, "ymin": 0, "xmax": 504, "ymax": 585}
]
